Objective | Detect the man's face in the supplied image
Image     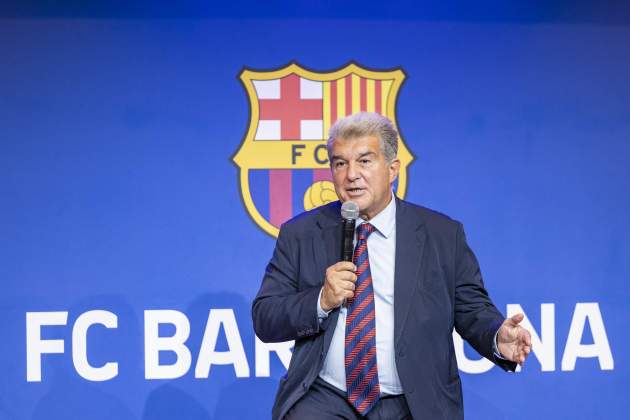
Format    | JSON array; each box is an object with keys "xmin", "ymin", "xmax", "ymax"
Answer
[{"xmin": 330, "ymin": 135, "xmax": 400, "ymax": 220}]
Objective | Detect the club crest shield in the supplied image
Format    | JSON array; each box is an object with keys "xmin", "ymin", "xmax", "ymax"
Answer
[{"xmin": 233, "ymin": 62, "xmax": 414, "ymax": 237}]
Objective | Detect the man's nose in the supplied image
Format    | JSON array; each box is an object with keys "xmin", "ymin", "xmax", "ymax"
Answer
[{"xmin": 346, "ymin": 162, "xmax": 360, "ymax": 181}]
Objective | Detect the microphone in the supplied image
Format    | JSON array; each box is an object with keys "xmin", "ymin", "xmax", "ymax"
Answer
[{"xmin": 340, "ymin": 201, "xmax": 359, "ymax": 261}]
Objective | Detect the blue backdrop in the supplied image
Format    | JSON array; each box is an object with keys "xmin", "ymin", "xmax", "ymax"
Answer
[{"xmin": 2, "ymin": 4, "xmax": 629, "ymax": 419}]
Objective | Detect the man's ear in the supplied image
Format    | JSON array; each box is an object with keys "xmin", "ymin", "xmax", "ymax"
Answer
[{"xmin": 389, "ymin": 158, "xmax": 401, "ymax": 183}]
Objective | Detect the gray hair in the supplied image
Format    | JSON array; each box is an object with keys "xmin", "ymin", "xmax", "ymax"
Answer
[{"xmin": 327, "ymin": 112, "xmax": 399, "ymax": 163}]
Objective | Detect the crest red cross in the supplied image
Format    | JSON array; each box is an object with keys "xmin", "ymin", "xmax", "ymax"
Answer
[{"xmin": 258, "ymin": 74, "xmax": 323, "ymax": 139}]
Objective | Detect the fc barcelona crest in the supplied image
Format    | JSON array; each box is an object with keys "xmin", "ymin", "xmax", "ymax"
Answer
[{"xmin": 233, "ymin": 62, "xmax": 414, "ymax": 237}]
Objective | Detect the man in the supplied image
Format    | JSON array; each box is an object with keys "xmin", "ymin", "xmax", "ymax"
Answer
[{"xmin": 252, "ymin": 112, "xmax": 531, "ymax": 419}]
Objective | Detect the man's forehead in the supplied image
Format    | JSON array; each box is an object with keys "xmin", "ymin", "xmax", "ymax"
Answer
[{"xmin": 331, "ymin": 135, "xmax": 381, "ymax": 156}]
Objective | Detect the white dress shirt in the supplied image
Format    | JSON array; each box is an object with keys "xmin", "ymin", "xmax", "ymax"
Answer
[{"xmin": 317, "ymin": 193, "xmax": 403, "ymax": 395}]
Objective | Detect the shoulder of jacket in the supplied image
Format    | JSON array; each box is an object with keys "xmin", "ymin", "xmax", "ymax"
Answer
[{"xmin": 398, "ymin": 199, "xmax": 462, "ymax": 234}]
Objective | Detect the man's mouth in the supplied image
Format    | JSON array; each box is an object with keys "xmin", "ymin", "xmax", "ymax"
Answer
[{"xmin": 346, "ymin": 187, "xmax": 364, "ymax": 195}]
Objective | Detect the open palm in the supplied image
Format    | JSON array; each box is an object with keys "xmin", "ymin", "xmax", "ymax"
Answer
[{"xmin": 497, "ymin": 313, "xmax": 532, "ymax": 365}]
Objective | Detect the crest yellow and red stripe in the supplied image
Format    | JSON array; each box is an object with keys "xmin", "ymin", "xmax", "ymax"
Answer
[{"xmin": 314, "ymin": 74, "xmax": 393, "ymax": 182}]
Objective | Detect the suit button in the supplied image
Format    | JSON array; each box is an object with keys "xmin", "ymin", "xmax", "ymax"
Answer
[{"xmin": 302, "ymin": 382, "xmax": 308, "ymax": 390}]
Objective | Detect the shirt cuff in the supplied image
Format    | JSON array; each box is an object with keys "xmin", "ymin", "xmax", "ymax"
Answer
[
  {"xmin": 493, "ymin": 330, "xmax": 507, "ymax": 360},
  {"xmin": 317, "ymin": 287, "xmax": 332, "ymax": 320}
]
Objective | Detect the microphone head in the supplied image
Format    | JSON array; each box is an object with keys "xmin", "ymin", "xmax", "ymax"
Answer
[{"xmin": 340, "ymin": 201, "xmax": 359, "ymax": 220}]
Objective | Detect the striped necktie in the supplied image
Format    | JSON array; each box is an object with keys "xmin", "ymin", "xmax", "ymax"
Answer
[{"xmin": 345, "ymin": 222, "xmax": 380, "ymax": 415}]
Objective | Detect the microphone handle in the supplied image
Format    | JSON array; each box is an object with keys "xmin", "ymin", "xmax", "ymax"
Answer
[{"xmin": 341, "ymin": 218, "xmax": 356, "ymax": 262}]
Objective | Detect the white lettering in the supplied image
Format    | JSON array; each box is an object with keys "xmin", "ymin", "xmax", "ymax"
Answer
[
  {"xmin": 26, "ymin": 311, "xmax": 68, "ymax": 382},
  {"xmin": 195, "ymin": 309, "xmax": 250, "ymax": 378},
  {"xmin": 72, "ymin": 310, "xmax": 119, "ymax": 381},
  {"xmin": 144, "ymin": 310, "xmax": 191, "ymax": 379},
  {"xmin": 561, "ymin": 302, "xmax": 614, "ymax": 371}
]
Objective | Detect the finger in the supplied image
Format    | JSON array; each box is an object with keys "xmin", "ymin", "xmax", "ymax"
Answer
[
  {"xmin": 341, "ymin": 290, "xmax": 354, "ymax": 300},
  {"xmin": 510, "ymin": 313, "xmax": 524, "ymax": 325},
  {"xmin": 515, "ymin": 328, "xmax": 532, "ymax": 348},
  {"xmin": 338, "ymin": 280, "xmax": 356, "ymax": 291},
  {"xmin": 336, "ymin": 271, "xmax": 358, "ymax": 282},
  {"xmin": 333, "ymin": 261, "xmax": 357, "ymax": 272},
  {"xmin": 325, "ymin": 271, "xmax": 356, "ymax": 287}
]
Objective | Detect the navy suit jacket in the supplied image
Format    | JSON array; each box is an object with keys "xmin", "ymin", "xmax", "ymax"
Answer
[{"xmin": 252, "ymin": 198, "xmax": 516, "ymax": 420}]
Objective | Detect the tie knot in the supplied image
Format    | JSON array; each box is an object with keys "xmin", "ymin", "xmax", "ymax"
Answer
[{"xmin": 357, "ymin": 223, "xmax": 376, "ymax": 241}]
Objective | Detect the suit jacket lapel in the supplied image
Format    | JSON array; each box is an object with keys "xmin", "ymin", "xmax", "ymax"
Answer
[
  {"xmin": 394, "ymin": 198, "xmax": 427, "ymax": 346},
  {"xmin": 315, "ymin": 201, "xmax": 342, "ymax": 270}
]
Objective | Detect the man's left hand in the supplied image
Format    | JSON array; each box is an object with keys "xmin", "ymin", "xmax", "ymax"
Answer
[{"xmin": 497, "ymin": 313, "xmax": 532, "ymax": 365}]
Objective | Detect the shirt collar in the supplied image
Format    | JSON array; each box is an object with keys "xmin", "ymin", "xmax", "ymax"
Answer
[{"xmin": 356, "ymin": 191, "xmax": 396, "ymax": 239}]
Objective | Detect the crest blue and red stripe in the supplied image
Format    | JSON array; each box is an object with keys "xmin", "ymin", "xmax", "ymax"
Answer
[{"xmin": 248, "ymin": 169, "xmax": 332, "ymax": 229}]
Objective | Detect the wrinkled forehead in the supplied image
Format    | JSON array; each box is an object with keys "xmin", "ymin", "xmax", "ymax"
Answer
[{"xmin": 330, "ymin": 135, "xmax": 383, "ymax": 158}]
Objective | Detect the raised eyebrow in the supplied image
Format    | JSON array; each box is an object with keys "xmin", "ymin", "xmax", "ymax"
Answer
[
  {"xmin": 331, "ymin": 155, "xmax": 347, "ymax": 163},
  {"xmin": 357, "ymin": 151, "xmax": 376, "ymax": 159}
]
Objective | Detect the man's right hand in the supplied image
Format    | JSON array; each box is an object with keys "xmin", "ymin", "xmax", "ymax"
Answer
[{"xmin": 320, "ymin": 261, "xmax": 357, "ymax": 311}]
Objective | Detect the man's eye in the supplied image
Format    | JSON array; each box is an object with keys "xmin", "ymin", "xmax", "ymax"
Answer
[
  {"xmin": 360, "ymin": 159, "xmax": 371, "ymax": 164},
  {"xmin": 334, "ymin": 161, "xmax": 345, "ymax": 168}
]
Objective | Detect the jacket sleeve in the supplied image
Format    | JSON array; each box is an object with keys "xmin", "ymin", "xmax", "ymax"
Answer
[
  {"xmin": 453, "ymin": 222, "xmax": 517, "ymax": 372},
  {"xmin": 252, "ymin": 223, "xmax": 323, "ymax": 343}
]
